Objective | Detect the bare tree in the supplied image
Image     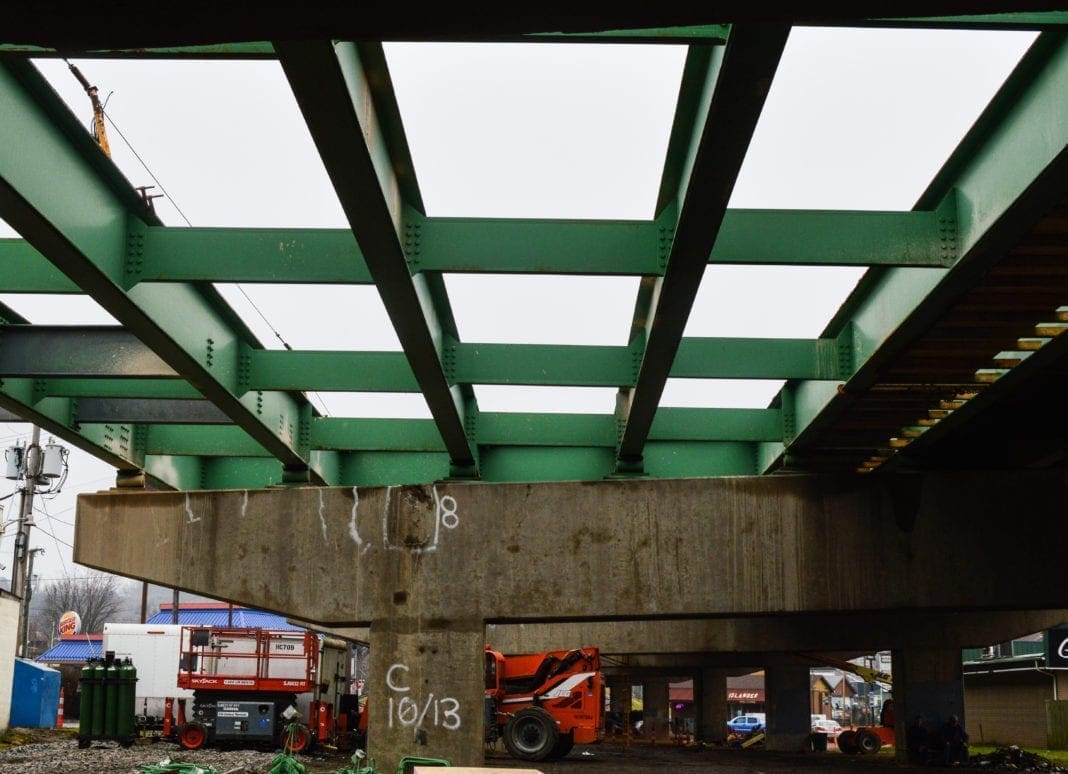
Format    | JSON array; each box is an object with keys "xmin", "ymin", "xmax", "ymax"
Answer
[{"xmin": 33, "ymin": 572, "xmax": 129, "ymax": 639}]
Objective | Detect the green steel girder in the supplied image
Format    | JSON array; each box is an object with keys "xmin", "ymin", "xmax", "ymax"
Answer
[
  {"xmin": 864, "ymin": 13, "xmax": 1068, "ymax": 29},
  {"xmin": 309, "ymin": 409, "xmax": 782, "ymax": 450},
  {"xmin": 780, "ymin": 31, "xmax": 1068, "ymax": 466},
  {"xmin": 0, "ymin": 208, "xmax": 955, "ymax": 290},
  {"xmin": 133, "ymin": 228, "xmax": 369, "ymax": 285},
  {"xmin": 312, "ymin": 418, "xmax": 446, "ymax": 452},
  {"xmin": 248, "ymin": 350, "xmax": 419, "ymax": 392},
  {"xmin": 243, "ymin": 337, "xmax": 843, "ymax": 394},
  {"xmin": 672, "ymin": 338, "xmax": 844, "ymax": 380},
  {"xmin": 143, "ymin": 425, "xmax": 272, "ymax": 457},
  {"xmin": 39, "ymin": 379, "xmax": 201, "ymax": 399},
  {"xmin": 277, "ymin": 40, "xmax": 477, "ymax": 475},
  {"xmin": 74, "ymin": 398, "xmax": 231, "ymax": 425},
  {"xmin": 0, "ymin": 239, "xmax": 79, "ymax": 291},
  {"xmin": 0, "ymin": 326, "xmax": 178, "ymax": 378},
  {"xmin": 650, "ymin": 408, "xmax": 782, "ymax": 442},
  {"xmin": 0, "ymin": 58, "xmax": 329, "ymax": 482},
  {"xmin": 0, "ymin": 375, "xmax": 203, "ymax": 490},
  {"xmin": 618, "ymin": 25, "xmax": 791, "ymax": 469}
]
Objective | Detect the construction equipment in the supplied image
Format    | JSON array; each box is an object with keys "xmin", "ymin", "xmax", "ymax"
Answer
[
  {"xmin": 170, "ymin": 626, "xmax": 359, "ymax": 753},
  {"xmin": 484, "ymin": 644, "xmax": 604, "ymax": 761},
  {"xmin": 802, "ymin": 652, "xmax": 894, "ymax": 755},
  {"xmin": 66, "ymin": 61, "xmax": 111, "ymax": 157}
]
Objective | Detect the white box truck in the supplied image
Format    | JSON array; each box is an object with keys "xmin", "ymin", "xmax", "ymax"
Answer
[{"xmin": 102, "ymin": 623, "xmax": 194, "ymax": 717}]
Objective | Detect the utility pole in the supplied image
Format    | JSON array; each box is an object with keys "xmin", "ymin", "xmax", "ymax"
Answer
[
  {"xmin": 10, "ymin": 425, "xmax": 41, "ymax": 597},
  {"xmin": 19, "ymin": 547, "xmax": 44, "ymax": 657},
  {"xmin": 8, "ymin": 426, "xmax": 68, "ymax": 658}
]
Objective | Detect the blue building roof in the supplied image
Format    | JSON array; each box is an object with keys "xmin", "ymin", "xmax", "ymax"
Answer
[
  {"xmin": 145, "ymin": 608, "xmax": 303, "ymax": 630},
  {"xmin": 37, "ymin": 638, "xmax": 102, "ymax": 663}
]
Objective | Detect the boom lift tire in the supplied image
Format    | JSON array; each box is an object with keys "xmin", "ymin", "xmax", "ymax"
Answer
[
  {"xmin": 503, "ymin": 707, "xmax": 560, "ymax": 761},
  {"xmin": 283, "ymin": 724, "xmax": 313, "ymax": 754},
  {"xmin": 837, "ymin": 729, "xmax": 859, "ymax": 755},
  {"xmin": 178, "ymin": 722, "xmax": 208, "ymax": 750},
  {"xmin": 857, "ymin": 729, "xmax": 882, "ymax": 754}
]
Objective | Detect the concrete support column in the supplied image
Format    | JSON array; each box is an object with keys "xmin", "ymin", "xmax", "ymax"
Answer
[
  {"xmin": 892, "ymin": 646, "xmax": 965, "ymax": 763},
  {"xmin": 367, "ymin": 619, "xmax": 484, "ymax": 772},
  {"xmin": 765, "ymin": 659, "xmax": 811, "ymax": 751},
  {"xmin": 642, "ymin": 677, "xmax": 670, "ymax": 743},
  {"xmin": 695, "ymin": 667, "xmax": 728, "ymax": 743}
]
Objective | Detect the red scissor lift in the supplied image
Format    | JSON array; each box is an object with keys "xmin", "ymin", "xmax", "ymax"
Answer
[{"xmin": 171, "ymin": 626, "xmax": 354, "ymax": 752}]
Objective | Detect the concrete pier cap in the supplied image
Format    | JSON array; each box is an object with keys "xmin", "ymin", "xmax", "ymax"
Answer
[{"xmin": 74, "ymin": 471, "xmax": 1068, "ymax": 767}]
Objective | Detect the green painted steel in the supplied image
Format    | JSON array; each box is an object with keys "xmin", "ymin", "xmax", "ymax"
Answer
[
  {"xmin": 312, "ymin": 418, "xmax": 446, "ymax": 452},
  {"xmin": 644, "ymin": 441, "xmax": 758, "ymax": 477},
  {"xmin": 278, "ymin": 40, "xmax": 476, "ymax": 474},
  {"xmin": 143, "ymin": 426, "xmax": 272, "ymax": 457},
  {"xmin": 477, "ymin": 414, "xmax": 617, "ymax": 447},
  {"xmin": 0, "ymin": 326, "xmax": 178, "ymax": 378},
  {"xmin": 136, "ymin": 227, "xmax": 370, "ymax": 285},
  {"xmin": 202, "ymin": 457, "xmax": 284, "ymax": 489},
  {"xmin": 0, "ymin": 209, "xmax": 940, "ymax": 290},
  {"xmin": 479, "ymin": 446, "xmax": 617, "ymax": 483},
  {"xmin": 672, "ymin": 338, "xmax": 841, "ymax": 380},
  {"xmin": 0, "ymin": 59, "xmax": 316, "ymax": 476},
  {"xmin": 339, "ymin": 451, "xmax": 450, "ymax": 487},
  {"xmin": 249, "ymin": 350, "xmax": 419, "ymax": 392},
  {"xmin": 526, "ymin": 24, "xmax": 730, "ymax": 42},
  {"xmin": 143, "ymin": 454, "xmax": 204, "ymax": 491},
  {"xmin": 619, "ymin": 26, "xmax": 791, "ymax": 467},
  {"xmin": 0, "ymin": 18, "xmax": 1063, "ymax": 491},
  {"xmin": 39, "ymin": 379, "xmax": 201, "ymax": 399},
  {"xmin": 649, "ymin": 409, "xmax": 782, "ymax": 442},
  {"xmin": 0, "ymin": 239, "xmax": 80, "ymax": 291},
  {"xmin": 713, "ymin": 209, "xmax": 953, "ymax": 267},
  {"xmin": 452, "ymin": 343, "xmax": 633, "ymax": 387},
  {"xmin": 0, "ymin": 42, "xmax": 277, "ymax": 57},
  {"xmin": 784, "ymin": 32, "xmax": 1068, "ymax": 463}
]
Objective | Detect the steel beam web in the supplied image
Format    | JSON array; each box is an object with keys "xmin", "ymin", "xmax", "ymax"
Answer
[
  {"xmin": 277, "ymin": 40, "xmax": 478, "ymax": 475},
  {"xmin": 617, "ymin": 24, "xmax": 791, "ymax": 469}
]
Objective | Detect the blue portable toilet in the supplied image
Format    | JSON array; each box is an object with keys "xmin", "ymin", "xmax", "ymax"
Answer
[{"xmin": 10, "ymin": 658, "xmax": 60, "ymax": 727}]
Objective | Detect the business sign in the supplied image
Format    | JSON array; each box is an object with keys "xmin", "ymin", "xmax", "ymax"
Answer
[
  {"xmin": 727, "ymin": 689, "xmax": 765, "ymax": 702},
  {"xmin": 58, "ymin": 611, "xmax": 81, "ymax": 637},
  {"xmin": 1046, "ymin": 627, "xmax": 1068, "ymax": 668}
]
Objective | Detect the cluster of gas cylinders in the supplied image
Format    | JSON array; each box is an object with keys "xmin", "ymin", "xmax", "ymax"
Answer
[{"xmin": 78, "ymin": 653, "xmax": 139, "ymax": 746}]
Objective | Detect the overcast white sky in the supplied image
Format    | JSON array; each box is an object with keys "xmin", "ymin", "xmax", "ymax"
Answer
[{"xmin": 0, "ymin": 26, "xmax": 1039, "ymax": 580}]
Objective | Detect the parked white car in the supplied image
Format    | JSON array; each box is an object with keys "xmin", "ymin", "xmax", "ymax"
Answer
[{"xmin": 811, "ymin": 719, "xmax": 843, "ymax": 739}]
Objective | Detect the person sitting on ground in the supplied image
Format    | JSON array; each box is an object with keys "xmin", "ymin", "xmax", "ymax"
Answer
[
  {"xmin": 905, "ymin": 715, "xmax": 929, "ymax": 765},
  {"xmin": 942, "ymin": 714, "xmax": 969, "ymax": 766}
]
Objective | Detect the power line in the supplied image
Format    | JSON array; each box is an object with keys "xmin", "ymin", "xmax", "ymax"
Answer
[{"xmin": 99, "ymin": 98, "xmax": 332, "ymax": 418}]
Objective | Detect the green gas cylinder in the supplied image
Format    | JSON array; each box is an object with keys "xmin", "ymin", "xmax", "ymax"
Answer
[
  {"xmin": 90, "ymin": 662, "xmax": 106, "ymax": 736},
  {"xmin": 104, "ymin": 660, "xmax": 120, "ymax": 737},
  {"xmin": 117, "ymin": 659, "xmax": 136, "ymax": 739},
  {"xmin": 79, "ymin": 661, "xmax": 95, "ymax": 735}
]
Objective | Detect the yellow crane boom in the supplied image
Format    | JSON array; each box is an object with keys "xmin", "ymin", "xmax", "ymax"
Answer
[{"xmin": 66, "ymin": 61, "xmax": 111, "ymax": 158}]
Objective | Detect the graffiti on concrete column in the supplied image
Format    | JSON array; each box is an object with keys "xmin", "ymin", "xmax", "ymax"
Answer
[{"xmin": 386, "ymin": 662, "xmax": 461, "ymax": 731}]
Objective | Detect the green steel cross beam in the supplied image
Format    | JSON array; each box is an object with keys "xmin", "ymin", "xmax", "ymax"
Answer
[
  {"xmin": 617, "ymin": 24, "xmax": 791, "ymax": 471},
  {"xmin": 0, "ymin": 326, "xmax": 178, "ymax": 378},
  {"xmin": 277, "ymin": 40, "xmax": 478, "ymax": 476},
  {"xmin": 0, "ymin": 208, "xmax": 954, "ymax": 291},
  {"xmin": 0, "ymin": 58, "xmax": 332, "ymax": 485},
  {"xmin": 74, "ymin": 398, "xmax": 232, "ymax": 425}
]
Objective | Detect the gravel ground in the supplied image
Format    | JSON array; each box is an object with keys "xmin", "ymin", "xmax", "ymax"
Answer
[
  {"xmin": 3, "ymin": 731, "xmax": 1065, "ymax": 773},
  {"xmin": 0, "ymin": 736, "xmax": 282, "ymax": 773}
]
